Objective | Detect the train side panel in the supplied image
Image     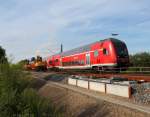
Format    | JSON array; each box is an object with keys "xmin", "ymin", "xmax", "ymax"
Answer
[
  {"xmin": 61, "ymin": 53, "xmax": 87, "ymax": 69},
  {"xmin": 46, "ymin": 38, "xmax": 129, "ymax": 71}
]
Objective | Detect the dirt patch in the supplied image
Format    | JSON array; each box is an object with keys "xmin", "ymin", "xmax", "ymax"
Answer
[
  {"xmin": 38, "ymin": 84, "xmax": 149, "ymax": 117},
  {"xmin": 39, "ymin": 84, "xmax": 109, "ymax": 117}
]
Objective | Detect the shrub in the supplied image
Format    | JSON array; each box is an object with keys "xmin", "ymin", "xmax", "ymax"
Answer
[
  {"xmin": 0, "ymin": 46, "xmax": 7, "ymax": 63},
  {"xmin": 0, "ymin": 63, "xmax": 63, "ymax": 117},
  {"xmin": 130, "ymin": 52, "xmax": 150, "ymax": 67}
]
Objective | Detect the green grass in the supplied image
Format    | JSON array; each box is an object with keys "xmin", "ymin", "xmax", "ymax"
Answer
[{"xmin": 0, "ymin": 63, "xmax": 64, "ymax": 117}]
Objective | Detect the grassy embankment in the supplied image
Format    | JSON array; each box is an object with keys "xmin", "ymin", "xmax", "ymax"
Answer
[{"xmin": 0, "ymin": 63, "xmax": 64, "ymax": 117}]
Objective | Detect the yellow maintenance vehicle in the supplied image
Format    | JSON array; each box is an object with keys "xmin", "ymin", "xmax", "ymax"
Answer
[{"xmin": 24, "ymin": 56, "xmax": 47, "ymax": 71}]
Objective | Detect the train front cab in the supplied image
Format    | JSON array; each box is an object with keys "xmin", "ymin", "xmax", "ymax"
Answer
[
  {"xmin": 91, "ymin": 38, "xmax": 129, "ymax": 71},
  {"xmin": 90, "ymin": 39, "xmax": 116, "ymax": 71},
  {"xmin": 111, "ymin": 39, "xmax": 129, "ymax": 71}
]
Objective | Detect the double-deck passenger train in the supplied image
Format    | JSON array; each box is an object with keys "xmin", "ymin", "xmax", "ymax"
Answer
[{"xmin": 46, "ymin": 38, "xmax": 129, "ymax": 71}]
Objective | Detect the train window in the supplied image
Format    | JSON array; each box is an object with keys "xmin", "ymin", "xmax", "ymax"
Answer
[
  {"xmin": 55, "ymin": 59, "xmax": 59, "ymax": 62},
  {"xmin": 69, "ymin": 61, "xmax": 71, "ymax": 66},
  {"xmin": 72, "ymin": 61, "xmax": 74, "ymax": 65},
  {"xmin": 113, "ymin": 41, "xmax": 128, "ymax": 57},
  {"xmin": 75, "ymin": 61, "xmax": 79, "ymax": 65},
  {"xmin": 78, "ymin": 60, "xmax": 81, "ymax": 65},
  {"xmin": 66, "ymin": 62, "xmax": 68, "ymax": 66},
  {"xmin": 49, "ymin": 61, "xmax": 52, "ymax": 64},
  {"xmin": 81, "ymin": 60, "xmax": 84, "ymax": 65},
  {"xmin": 80, "ymin": 60, "xmax": 82, "ymax": 65},
  {"xmin": 103, "ymin": 48, "xmax": 109, "ymax": 55},
  {"xmin": 94, "ymin": 50, "xmax": 99, "ymax": 57}
]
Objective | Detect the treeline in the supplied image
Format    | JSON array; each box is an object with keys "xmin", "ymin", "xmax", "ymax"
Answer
[
  {"xmin": 130, "ymin": 52, "xmax": 150, "ymax": 67},
  {"xmin": 0, "ymin": 46, "xmax": 7, "ymax": 63},
  {"xmin": 0, "ymin": 46, "xmax": 63, "ymax": 117}
]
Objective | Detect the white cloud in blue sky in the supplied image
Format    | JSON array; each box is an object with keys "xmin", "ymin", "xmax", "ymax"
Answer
[{"xmin": 0, "ymin": 0, "xmax": 150, "ymax": 62}]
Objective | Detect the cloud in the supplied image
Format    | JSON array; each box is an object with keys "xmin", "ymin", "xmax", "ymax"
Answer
[{"xmin": 0, "ymin": 0, "xmax": 150, "ymax": 62}]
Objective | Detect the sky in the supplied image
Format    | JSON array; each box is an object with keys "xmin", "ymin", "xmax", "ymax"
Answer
[{"xmin": 0, "ymin": 0, "xmax": 150, "ymax": 62}]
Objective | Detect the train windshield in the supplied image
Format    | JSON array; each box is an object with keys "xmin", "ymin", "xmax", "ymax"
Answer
[{"xmin": 113, "ymin": 41, "xmax": 128, "ymax": 57}]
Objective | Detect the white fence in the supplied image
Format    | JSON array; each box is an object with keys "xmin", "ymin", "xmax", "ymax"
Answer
[
  {"xmin": 68, "ymin": 78, "xmax": 77, "ymax": 85},
  {"xmin": 68, "ymin": 77, "xmax": 131, "ymax": 98},
  {"xmin": 89, "ymin": 81, "xmax": 106, "ymax": 93},
  {"xmin": 77, "ymin": 79, "xmax": 89, "ymax": 89},
  {"xmin": 106, "ymin": 84, "xmax": 131, "ymax": 98}
]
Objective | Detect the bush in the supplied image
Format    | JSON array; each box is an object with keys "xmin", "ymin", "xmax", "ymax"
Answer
[
  {"xmin": 130, "ymin": 52, "xmax": 150, "ymax": 67},
  {"xmin": 0, "ymin": 63, "xmax": 29, "ymax": 116},
  {"xmin": 0, "ymin": 46, "xmax": 7, "ymax": 63},
  {"xmin": 0, "ymin": 63, "xmax": 63, "ymax": 117}
]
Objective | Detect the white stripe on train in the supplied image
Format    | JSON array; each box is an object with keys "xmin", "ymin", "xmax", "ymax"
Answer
[{"xmin": 47, "ymin": 63, "xmax": 117, "ymax": 69}]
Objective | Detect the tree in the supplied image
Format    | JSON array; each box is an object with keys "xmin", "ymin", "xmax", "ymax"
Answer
[
  {"xmin": 17, "ymin": 59, "xmax": 29, "ymax": 68},
  {"xmin": 0, "ymin": 46, "xmax": 7, "ymax": 63},
  {"xmin": 130, "ymin": 52, "xmax": 150, "ymax": 67}
]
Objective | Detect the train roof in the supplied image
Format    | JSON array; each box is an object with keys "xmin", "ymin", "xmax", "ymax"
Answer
[
  {"xmin": 52, "ymin": 38, "xmax": 123, "ymax": 57},
  {"xmin": 60, "ymin": 42, "xmax": 97, "ymax": 57}
]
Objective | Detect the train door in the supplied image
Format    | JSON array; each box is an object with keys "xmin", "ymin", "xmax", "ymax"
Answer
[
  {"xmin": 86, "ymin": 53, "xmax": 90, "ymax": 65},
  {"xmin": 60, "ymin": 58, "xmax": 62, "ymax": 66}
]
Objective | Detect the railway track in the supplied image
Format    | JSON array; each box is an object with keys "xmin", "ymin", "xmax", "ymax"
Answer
[
  {"xmin": 47, "ymin": 70, "xmax": 150, "ymax": 82},
  {"xmin": 79, "ymin": 73, "xmax": 150, "ymax": 82}
]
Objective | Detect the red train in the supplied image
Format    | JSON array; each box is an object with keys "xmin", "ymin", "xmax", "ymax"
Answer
[{"xmin": 46, "ymin": 38, "xmax": 129, "ymax": 71}]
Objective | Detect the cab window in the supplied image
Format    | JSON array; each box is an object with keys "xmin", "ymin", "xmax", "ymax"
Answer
[{"xmin": 103, "ymin": 48, "xmax": 109, "ymax": 55}]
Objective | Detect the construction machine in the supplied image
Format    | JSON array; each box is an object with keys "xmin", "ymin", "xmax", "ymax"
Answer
[{"xmin": 24, "ymin": 56, "xmax": 47, "ymax": 71}]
